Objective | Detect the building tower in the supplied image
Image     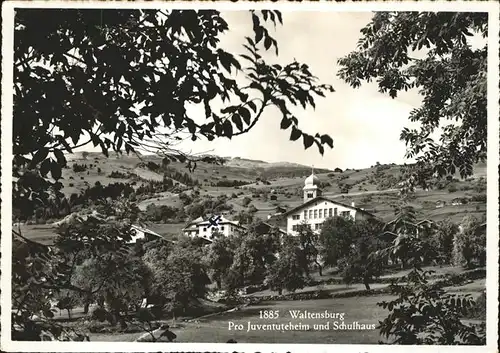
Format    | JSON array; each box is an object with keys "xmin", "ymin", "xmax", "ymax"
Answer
[{"xmin": 303, "ymin": 167, "xmax": 322, "ymax": 203}]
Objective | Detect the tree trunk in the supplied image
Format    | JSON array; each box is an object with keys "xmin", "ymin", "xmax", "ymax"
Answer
[
  {"xmin": 66, "ymin": 309, "xmax": 72, "ymax": 320},
  {"xmin": 315, "ymin": 260, "xmax": 323, "ymax": 276},
  {"xmin": 363, "ymin": 278, "xmax": 371, "ymax": 291},
  {"xmin": 83, "ymin": 301, "xmax": 90, "ymax": 314}
]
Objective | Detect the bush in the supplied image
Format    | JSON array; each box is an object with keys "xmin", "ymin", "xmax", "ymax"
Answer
[
  {"xmin": 72, "ymin": 163, "xmax": 87, "ymax": 173},
  {"xmin": 448, "ymin": 184, "xmax": 458, "ymax": 193},
  {"xmin": 470, "ymin": 194, "xmax": 486, "ymax": 202},
  {"xmin": 465, "ymin": 291, "xmax": 486, "ymax": 320}
]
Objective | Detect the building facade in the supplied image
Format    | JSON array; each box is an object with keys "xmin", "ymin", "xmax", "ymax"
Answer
[
  {"xmin": 129, "ymin": 224, "xmax": 165, "ymax": 243},
  {"xmin": 182, "ymin": 215, "xmax": 245, "ymax": 241},
  {"xmin": 284, "ymin": 171, "xmax": 375, "ymax": 236}
]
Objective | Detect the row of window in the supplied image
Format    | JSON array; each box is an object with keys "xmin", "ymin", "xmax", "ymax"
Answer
[
  {"xmin": 291, "ymin": 208, "xmax": 351, "ymax": 221},
  {"xmin": 292, "ymin": 223, "xmax": 323, "ymax": 231},
  {"xmin": 202, "ymin": 226, "xmax": 226, "ymax": 232}
]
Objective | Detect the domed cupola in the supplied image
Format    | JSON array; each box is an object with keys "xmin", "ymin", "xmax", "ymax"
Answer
[
  {"xmin": 303, "ymin": 167, "xmax": 322, "ymax": 202},
  {"xmin": 304, "ymin": 173, "xmax": 320, "ymax": 186}
]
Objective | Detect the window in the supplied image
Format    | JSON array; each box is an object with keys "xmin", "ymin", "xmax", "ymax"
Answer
[
  {"xmin": 329, "ymin": 208, "xmax": 333, "ymax": 217},
  {"xmin": 334, "ymin": 208, "xmax": 338, "ymax": 216},
  {"xmin": 309, "ymin": 210, "xmax": 313, "ymax": 218},
  {"xmin": 341, "ymin": 211, "xmax": 350, "ymax": 217},
  {"xmin": 221, "ymin": 226, "xmax": 225, "ymax": 231},
  {"xmin": 292, "ymin": 225, "xmax": 298, "ymax": 231},
  {"xmin": 304, "ymin": 210, "xmax": 308, "ymax": 219},
  {"xmin": 307, "ymin": 192, "xmax": 314, "ymax": 199},
  {"xmin": 324, "ymin": 208, "xmax": 327, "ymax": 217},
  {"xmin": 313, "ymin": 210, "xmax": 317, "ymax": 219},
  {"xmin": 203, "ymin": 227, "xmax": 207, "ymax": 232},
  {"xmin": 319, "ymin": 209, "xmax": 323, "ymax": 218},
  {"xmin": 315, "ymin": 223, "xmax": 322, "ymax": 230},
  {"xmin": 292, "ymin": 215, "xmax": 300, "ymax": 220}
]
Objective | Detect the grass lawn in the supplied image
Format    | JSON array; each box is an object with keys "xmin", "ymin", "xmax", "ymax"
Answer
[
  {"xmin": 66, "ymin": 277, "xmax": 486, "ymax": 343},
  {"xmin": 92, "ymin": 295, "xmax": 394, "ymax": 343}
]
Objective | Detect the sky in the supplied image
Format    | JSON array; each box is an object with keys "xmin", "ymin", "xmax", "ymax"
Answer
[
  {"xmin": 174, "ymin": 11, "xmax": 424, "ymax": 170},
  {"xmin": 78, "ymin": 11, "xmax": 428, "ymax": 170}
]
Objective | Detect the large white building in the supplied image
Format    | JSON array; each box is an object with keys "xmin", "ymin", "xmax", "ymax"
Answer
[
  {"xmin": 182, "ymin": 215, "xmax": 245, "ymax": 241},
  {"xmin": 283, "ymin": 170, "xmax": 375, "ymax": 236}
]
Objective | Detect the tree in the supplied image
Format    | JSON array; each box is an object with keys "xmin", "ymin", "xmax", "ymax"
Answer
[
  {"xmin": 267, "ymin": 236, "xmax": 307, "ymax": 295},
  {"xmin": 339, "ymin": 219, "xmax": 385, "ymax": 290},
  {"xmin": 147, "ymin": 244, "xmax": 210, "ymax": 316},
  {"xmin": 13, "ymin": 9, "xmax": 334, "ymax": 219},
  {"xmin": 12, "ymin": 216, "xmax": 139, "ymax": 339},
  {"xmin": 452, "ymin": 215, "xmax": 485, "ymax": 268},
  {"xmin": 205, "ymin": 237, "xmax": 235, "ymax": 289},
  {"xmin": 430, "ymin": 219, "xmax": 459, "ymax": 264},
  {"xmin": 375, "ymin": 229, "xmax": 485, "ymax": 345},
  {"xmin": 319, "ymin": 216, "xmax": 356, "ymax": 268},
  {"xmin": 54, "ymin": 291, "xmax": 79, "ymax": 319},
  {"xmin": 296, "ymin": 223, "xmax": 322, "ymax": 276},
  {"xmin": 241, "ymin": 196, "xmax": 252, "ymax": 207},
  {"xmin": 338, "ymin": 12, "xmax": 487, "ymax": 191},
  {"xmin": 378, "ymin": 268, "xmax": 486, "ymax": 345}
]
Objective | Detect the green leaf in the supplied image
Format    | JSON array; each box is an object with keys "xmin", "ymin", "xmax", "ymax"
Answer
[
  {"xmin": 239, "ymin": 107, "xmax": 251, "ymax": 125},
  {"xmin": 247, "ymin": 100, "xmax": 257, "ymax": 113},
  {"xmin": 255, "ymin": 26, "xmax": 264, "ymax": 44},
  {"xmin": 232, "ymin": 114, "xmax": 243, "ymax": 131},
  {"xmin": 303, "ymin": 134, "xmax": 314, "ymax": 149},
  {"xmin": 252, "ymin": 13, "xmax": 260, "ymax": 29},
  {"xmin": 264, "ymin": 36, "xmax": 272, "ymax": 50},
  {"xmin": 276, "ymin": 11, "xmax": 283, "ymax": 24},
  {"xmin": 40, "ymin": 159, "xmax": 51, "ymax": 177},
  {"xmin": 50, "ymin": 160, "xmax": 62, "ymax": 180},
  {"xmin": 280, "ymin": 117, "xmax": 292, "ymax": 130},
  {"xmin": 290, "ymin": 126, "xmax": 302, "ymax": 141},
  {"xmin": 31, "ymin": 148, "xmax": 49, "ymax": 167},
  {"xmin": 223, "ymin": 120, "xmax": 233, "ymax": 138},
  {"xmin": 320, "ymin": 135, "xmax": 334, "ymax": 148}
]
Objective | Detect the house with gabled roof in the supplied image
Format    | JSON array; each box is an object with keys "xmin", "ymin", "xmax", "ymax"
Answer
[
  {"xmin": 182, "ymin": 215, "xmax": 246, "ymax": 242},
  {"xmin": 130, "ymin": 224, "xmax": 164, "ymax": 244},
  {"xmin": 383, "ymin": 218, "xmax": 436, "ymax": 238},
  {"xmin": 282, "ymin": 170, "xmax": 376, "ymax": 236}
]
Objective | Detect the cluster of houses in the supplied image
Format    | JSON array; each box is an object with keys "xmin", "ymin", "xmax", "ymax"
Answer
[
  {"xmin": 19, "ymin": 170, "xmax": 485, "ymax": 246},
  {"xmin": 174, "ymin": 170, "xmax": 377, "ymax": 241},
  {"xmin": 135, "ymin": 170, "xmax": 477, "ymax": 244}
]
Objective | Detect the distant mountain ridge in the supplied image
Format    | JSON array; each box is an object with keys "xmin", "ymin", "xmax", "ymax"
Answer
[{"xmin": 66, "ymin": 151, "xmax": 333, "ymax": 173}]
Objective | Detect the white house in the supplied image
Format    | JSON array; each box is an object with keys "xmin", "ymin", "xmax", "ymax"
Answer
[
  {"xmin": 283, "ymin": 170, "xmax": 375, "ymax": 236},
  {"xmin": 182, "ymin": 215, "xmax": 245, "ymax": 242},
  {"xmin": 130, "ymin": 224, "xmax": 164, "ymax": 243}
]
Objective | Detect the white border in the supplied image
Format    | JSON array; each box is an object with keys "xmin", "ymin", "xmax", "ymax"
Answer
[{"xmin": 1, "ymin": 1, "xmax": 499, "ymax": 352}]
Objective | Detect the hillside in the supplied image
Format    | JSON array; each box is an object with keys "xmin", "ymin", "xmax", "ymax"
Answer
[{"xmin": 18, "ymin": 151, "xmax": 487, "ymax": 243}]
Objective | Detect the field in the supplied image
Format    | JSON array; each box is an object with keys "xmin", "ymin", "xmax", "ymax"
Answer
[
  {"xmin": 87, "ymin": 296, "xmax": 392, "ymax": 343},
  {"xmin": 88, "ymin": 276, "xmax": 485, "ymax": 343},
  {"xmin": 16, "ymin": 152, "xmax": 486, "ymax": 244}
]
